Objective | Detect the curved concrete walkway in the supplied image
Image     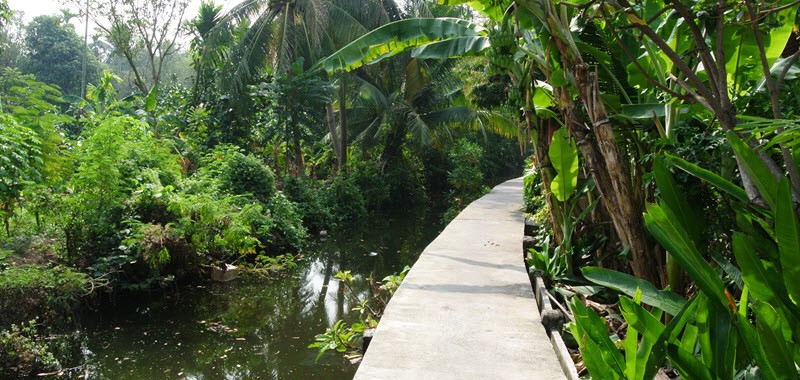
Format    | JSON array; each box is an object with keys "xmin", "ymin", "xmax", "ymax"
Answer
[{"xmin": 354, "ymin": 178, "xmax": 565, "ymax": 380}]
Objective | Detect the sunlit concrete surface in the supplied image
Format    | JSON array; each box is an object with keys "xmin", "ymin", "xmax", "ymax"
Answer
[{"xmin": 354, "ymin": 178, "xmax": 566, "ymax": 380}]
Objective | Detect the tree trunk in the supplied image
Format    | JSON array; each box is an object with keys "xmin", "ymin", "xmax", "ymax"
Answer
[
  {"xmin": 289, "ymin": 114, "xmax": 304, "ymax": 176},
  {"xmin": 527, "ymin": 104, "xmax": 564, "ymax": 244},
  {"xmin": 339, "ymin": 75, "xmax": 348, "ymax": 171},
  {"xmin": 326, "ymin": 103, "xmax": 341, "ymax": 173},
  {"xmin": 572, "ymin": 64, "xmax": 662, "ymax": 287},
  {"xmin": 380, "ymin": 123, "xmax": 404, "ymax": 172}
]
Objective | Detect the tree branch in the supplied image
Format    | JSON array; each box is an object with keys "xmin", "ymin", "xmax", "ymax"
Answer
[
  {"xmin": 744, "ymin": 0, "xmax": 800, "ymax": 194},
  {"xmin": 667, "ymin": 0, "xmax": 722, "ymax": 98},
  {"xmin": 603, "ymin": 11, "xmax": 693, "ymax": 102},
  {"xmin": 777, "ymin": 47, "xmax": 800, "ymax": 89},
  {"xmin": 609, "ymin": 2, "xmax": 720, "ymax": 114}
]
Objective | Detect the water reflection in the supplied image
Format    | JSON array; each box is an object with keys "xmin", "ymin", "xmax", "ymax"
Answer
[{"xmin": 78, "ymin": 208, "xmax": 443, "ymax": 379}]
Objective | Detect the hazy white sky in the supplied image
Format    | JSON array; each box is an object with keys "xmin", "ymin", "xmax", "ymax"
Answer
[{"xmin": 6, "ymin": 0, "xmax": 206, "ymax": 37}]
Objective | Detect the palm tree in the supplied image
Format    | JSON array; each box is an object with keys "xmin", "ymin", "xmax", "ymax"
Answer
[
  {"xmin": 203, "ymin": 0, "xmax": 401, "ymax": 171},
  {"xmin": 348, "ymin": 55, "xmax": 515, "ymax": 171},
  {"xmin": 188, "ymin": 1, "xmax": 228, "ymax": 103},
  {"xmin": 252, "ymin": 59, "xmax": 334, "ymax": 176},
  {"xmin": 214, "ymin": 0, "xmax": 398, "ymax": 94}
]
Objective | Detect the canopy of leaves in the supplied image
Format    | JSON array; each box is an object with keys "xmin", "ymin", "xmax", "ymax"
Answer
[
  {"xmin": 22, "ymin": 15, "xmax": 101, "ymax": 97},
  {"xmin": 0, "ymin": 114, "xmax": 42, "ymax": 205}
]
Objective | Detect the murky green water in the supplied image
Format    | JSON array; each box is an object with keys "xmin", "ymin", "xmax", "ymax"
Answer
[{"xmin": 78, "ymin": 208, "xmax": 443, "ymax": 379}]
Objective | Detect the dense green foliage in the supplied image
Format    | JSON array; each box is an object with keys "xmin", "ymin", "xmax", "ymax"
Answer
[
  {"xmin": 0, "ymin": 320, "xmax": 60, "ymax": 376},
  {"xmin": 0, "ymin": 0, "xmax": 522, "ymax": 375},
  {"xmin": 22, "ymin": 16, "xmax": 101, "ymax": 97},
  {"xmin": 219, "ymin": 151, "xmax": 277, "ymax": 204},
  {"xmin": 0, "ymin": 265, "xmax": 89, "ymax": 327},
  {"xmin": 324, "ymin": 0, "xmax": 800, "ymax": 377},
  {"xmin": 6, "ymin": 0, "xmax": 800, "ymax": 376}
]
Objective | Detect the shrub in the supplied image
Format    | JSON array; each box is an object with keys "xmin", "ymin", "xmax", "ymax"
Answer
[
  {"xmin": 0, "ymin": 265, "xmax": 89, "ymax": 327},
  {"xmin": 447, "ymin": 139, "xmax": 486, "ymax": 200},
  {"xmin": 443, "ymin": 139, "xmax": 489, "ymax": 221},
  {"xmin": 0, "ymin": 320, "xmax": 60, "ymax": 377},
  {"xmin": 63, "ymin": 116, "xmax": 181, "ymax": 265},
  {"xmin": 281, "ymin": 175, "xmax": 333, "ymax": 232},
  {"xmin": 326, "ymin": 174, "xmax": 367, "ymax": 223},
  {"xmin": 383, "ymin": 150, "xmax": 428, "ymax": 208},
  {"xmin": 164, "ymin": 192, "xmax": 263, "ymax": 262},
  {"xmin": 265, "ymin": 193, "xmax": 307, "ymax": 252},
  {"xmin": 127, "ymin": 169, "xmax": 175, "ymax": 225},
  {"xmin": 220, "ymin": 153, "xmax": 276, "ymax": 204},
  {"xmin": 350, "ymin": 163, "xmax": 390, "ymax": 210}
]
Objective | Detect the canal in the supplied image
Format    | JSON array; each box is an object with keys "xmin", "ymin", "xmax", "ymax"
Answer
[{"xmin": 77, "ymin": 207, "xmax": 444, "ymax": 379}]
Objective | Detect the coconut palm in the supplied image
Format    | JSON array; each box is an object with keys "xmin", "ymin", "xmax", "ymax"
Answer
[
  {"xmin": 199, "ymin": 0, "xmax": 401, "ymax": 170},
  {"xmin": 212, "ymin": 0, "xmax": 399, "ymax": 95},
  {"xmin": 347, "ymin": 55, "xmax": 516, "ymax": 170}
]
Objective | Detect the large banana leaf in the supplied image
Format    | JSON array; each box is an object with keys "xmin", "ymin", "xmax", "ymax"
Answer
[
  {"xmin": 548, "ymin": 127, "xmax": 578, "ymax": 202},
  {"xmin": 412, "ymin": 36, "xmax": 490, "ymax": 59},
  {"xmin": 321, "ymin": 18, "xmax": 486, "ymax": 73},
  {"xmin": 582, "ymin": 266, "xmax": 686, "ymax": 316},
  {"xmin": 723, "ymin": 8, "xmax": 795, "ymax": 90}
]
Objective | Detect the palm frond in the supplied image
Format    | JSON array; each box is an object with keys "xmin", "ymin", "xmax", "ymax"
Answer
[
  {"xmin": 406, "ymin": 111, "xmax": 433, "ymax": 147},
  {"xmin": 221, "ymin": 9, "xmax": 277, "ymax": 95}
]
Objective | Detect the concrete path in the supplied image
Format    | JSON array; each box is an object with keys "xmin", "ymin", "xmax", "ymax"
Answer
[{"xmin": 354, "ymin": 178, "xmax": 566, "ymax": 380}]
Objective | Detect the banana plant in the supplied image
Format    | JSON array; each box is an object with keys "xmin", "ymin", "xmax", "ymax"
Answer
[
  {"xmin": 569, "ymin": 288, "xmax": 700, "ymax": 380},
  {"xmin": 574, "ymin": 130, "xmax": 800, "ymax": 378},
  {"xmin": 319, "ymin": 17, "xmax": 489, "ymax": 73}
]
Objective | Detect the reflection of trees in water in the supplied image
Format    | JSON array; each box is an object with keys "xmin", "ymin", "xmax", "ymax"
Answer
[{"xmin": 315, "ymin": 206, "xmax": 444, "ymax": 278}]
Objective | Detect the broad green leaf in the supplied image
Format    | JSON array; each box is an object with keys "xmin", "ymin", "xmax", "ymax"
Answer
[
  {"xmin": 654, "ymin": 155, "xmax": 701, "ymax": 244},
  {"xmin": 619, "ymin": 297, "xmax": 667, "ymax": 379},
  {"xmin": 620, "ymin": 103, "xmax": 667, "ymax": 119},
  {"xmin": 752, "ymin": 301, "xmax": 796, "ymax": 378},
  {"xmin": 727, "ymin": 131, "xmax": 778, "ymax": 209},
  {"xmin": 763, "ymin": 9, "xmax": 795, "ymax": 69},
  {"xmin": 775, "ymin": 180, "xmax": 800, "ymax": 306},
  {"xmin": 680, "ymin": 323, "xmax": 699, "ymax": 353},
  {"xmin": 549, "ymin": 127, "xmax": 578, "ymax": 202},
  {"xmin": 532, "ymin": 86, "xmax": 553, "ymax": 108},
  {"xmin": 708, "ymin": 305, "xmax": 736, "ymax": 379},
  {"xmin": 644, "ymin": 204, "xmax": 730, "ymax": 312},
  {"xmin": 550, "ymin": 68, "xmax": 568, "ymax": 87},
  {"xmin": 412, "ymin": 35, "xmax": 490, "ymax": 59},
  {"xmin": 723, "ymin": 9, "xmax": 792, "ymax": 92},
  {"xmin": 736, "ymin": 313, "xmax": 787, "ymax": 380},
  {"xmin": 665, "ymin": 295, "xmax": 700, "ymax": 343},
  {"xmin": 322, "ymin": 18, "xmax": 485, "ymax": 73},
  {"xmin": 623, "ymin": 320, "xmax": 639, "ymax": 380},
  {"xmin": 569, "ymin": 298, "xmax": 625, "ymax": 378},
  {"xmin": 668, "ymin": 343, "xmax": 713, "ymax": 380},
  {"xmin": 582, "ymin": 266, "xmax": 686, "ymax": 316},
  {"xmin": 665, "ymin": 154, "xmax": 749, "ymax": 203},
  {"xmin": 756, "ymin": 55, "xmax": 800, "ymax": 92},
  {"xmin": 144, "ymin": 86, "xmax": 157, "ymax": 112}
]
